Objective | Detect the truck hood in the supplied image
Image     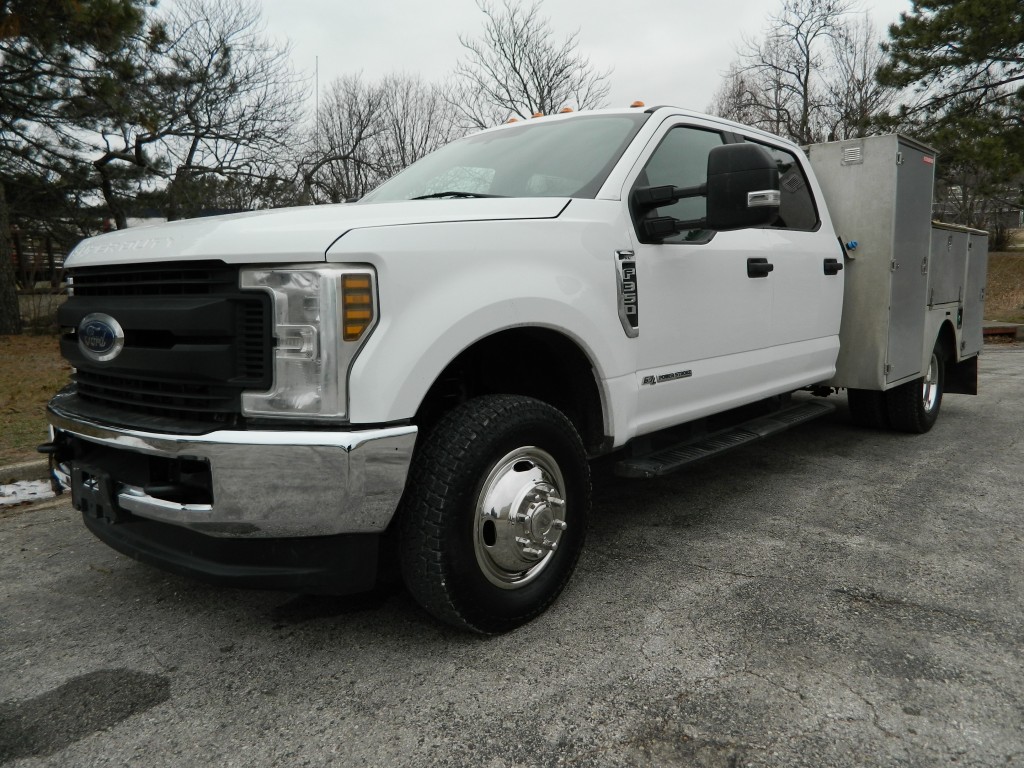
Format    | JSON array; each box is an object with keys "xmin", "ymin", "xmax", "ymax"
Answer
[{"xmin": 66, "ymin": 198, "xmax": 571, "ymax": 267}]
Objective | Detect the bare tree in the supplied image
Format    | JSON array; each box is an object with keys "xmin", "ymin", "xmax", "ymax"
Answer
[
  {"xmin": 89, "ymin": 0, "xmax": 307, "ymax": 225},
  {"xmin": 299, "ymin": 74, "xmax": 386, "ymax": 204},
  {"xmin": 711, "ymin": 37, "xmax": 803, "ymax": 139},
  {"xmin": 708, "ymin": 63, "xmax": 764, "ymax": 131},
  {"xmin": 710, "ymin": 0, "xmax": 860, "ymax": 144},
  {"xmin": 375, "ymin": 74, "xmax": 465, "ymax": 179},
  {"xmin": 451, "ymin": 0, "xmax": 611, "ymax": 129},
  {"xmin": 824, "ymin": 17, "xmax": 896, "ymax": 140},
  {"xmin": 301, "ymin": 73, "xmax": 465, "ymax": 204}
]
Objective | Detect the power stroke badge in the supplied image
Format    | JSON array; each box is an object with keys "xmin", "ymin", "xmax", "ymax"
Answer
[
  {"xmin": 78, "ymin": 313, "xmax": 125, "ymax": 362},
  {"xmin": 642, "ymin": 370, "xmax": 693, "ymax": 386}
]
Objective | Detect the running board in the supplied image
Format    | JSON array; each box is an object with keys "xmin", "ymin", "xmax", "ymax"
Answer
[{"xmin": 615, "ymin": 400, "xmax": 836, "ymax": 479}]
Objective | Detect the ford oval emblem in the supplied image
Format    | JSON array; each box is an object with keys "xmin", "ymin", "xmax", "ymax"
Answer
[{"xmin": 78, "ymin": 313, "xmax": 125, "ymax": 362}]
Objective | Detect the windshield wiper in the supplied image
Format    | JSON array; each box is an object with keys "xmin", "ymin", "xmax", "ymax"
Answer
[{"xmin": 410, "ymin": 191, "xmax": 504, "ymax": 200}]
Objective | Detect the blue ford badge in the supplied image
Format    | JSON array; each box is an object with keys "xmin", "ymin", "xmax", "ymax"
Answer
[{"xmin": 78, "ymin": 313, "xmax": 125, "ymax": 362}]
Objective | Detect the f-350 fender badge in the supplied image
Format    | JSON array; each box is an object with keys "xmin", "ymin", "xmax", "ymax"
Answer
[
  {"xmin": 78, "ymin": 313, "xmax": 125, "ymax": 362},
  {"xmin": 616, "ymin": 250, "xmax": 639, "ymax": 338}
]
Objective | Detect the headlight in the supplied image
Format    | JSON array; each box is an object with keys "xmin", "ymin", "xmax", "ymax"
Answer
[{"xmin": 240, "ymin": 265, "xmax": 377, "ymax": 419}]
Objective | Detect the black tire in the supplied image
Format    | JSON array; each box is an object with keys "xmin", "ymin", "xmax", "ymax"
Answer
[
  {"xmin": 398, "ymin": 395, "xmax": 590, "ymax": 633},
  {"xmin": 847, "ymin": 388, "xmax": 890, "ymax": 430},
  {"xmin": 886, "ymin": 341, "xmax": 945, "ymax": 433}
]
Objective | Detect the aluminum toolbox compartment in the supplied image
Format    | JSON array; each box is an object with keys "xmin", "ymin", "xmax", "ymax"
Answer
[
  {"xmin": 807, "ymin": 134, "xmax": 937, "ymax": 390},
  {"xmin": 961, "ymin": 228, "xmax": 989, "ymax": 357}
]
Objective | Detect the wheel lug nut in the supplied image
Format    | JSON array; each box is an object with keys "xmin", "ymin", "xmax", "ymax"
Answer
[
  {"xmin": 552, "ymin": 519, "xmax": 567, "ymax": 530},
  {"xmin": 548, "ymin": 496, "xmax": 565, "ymax": 508}
]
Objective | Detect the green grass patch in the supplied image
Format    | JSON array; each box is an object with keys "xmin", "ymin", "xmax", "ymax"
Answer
[
  {"xmin": 0, "ymin": 335, "xmax": 71, "ymax": 465},
  {"xmin": 986, "ymin": 252, "xmax": 1024, "ymax": 323}
]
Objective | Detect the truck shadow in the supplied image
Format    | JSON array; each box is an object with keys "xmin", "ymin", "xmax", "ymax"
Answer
[
  {"xmin": 268, "ymin": 584, "xmax": 406, "ymax": 626},
  {"xmin": 0, "ymin": 670, "xmax": 170, "ymax": 763},
  {"xmin": 63, "ymin": 398, "xmax": 947, "ymax": 639}
]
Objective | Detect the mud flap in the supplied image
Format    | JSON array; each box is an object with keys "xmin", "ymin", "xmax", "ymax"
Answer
[{"xmin": 945, "ymin": 355, "xmax": 978, "ymax": 396}]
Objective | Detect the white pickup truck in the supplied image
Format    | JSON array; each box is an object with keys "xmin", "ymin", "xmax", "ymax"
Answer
[{"xmin": 45, "ymin": 106, "xmax": 987, "ymax": 633}]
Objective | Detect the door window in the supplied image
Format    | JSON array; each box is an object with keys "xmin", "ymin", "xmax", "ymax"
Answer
[
  {"xmin": 633, "ymin": 126, "xmax": 724, "ymax": 244},
  {"xmin": 752, "ymin": 143, "xmax": 819, "ymax": 231}
]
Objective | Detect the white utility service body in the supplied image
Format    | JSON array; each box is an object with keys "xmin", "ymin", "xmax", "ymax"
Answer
[{"xmin": 46, "ymin": 107, "xmax": 986, "ymax": 632}]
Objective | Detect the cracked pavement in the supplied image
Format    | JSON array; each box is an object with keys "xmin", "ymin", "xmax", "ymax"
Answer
[{"xmin": 1, "ymin": 347, "xmax": 1022, "ymax": 767}]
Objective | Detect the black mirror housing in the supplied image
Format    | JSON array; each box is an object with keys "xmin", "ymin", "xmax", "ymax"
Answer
[
  {"xmin": 634, "ymin": 185, "xmax": 680, "ymax": 209},
  {"xmin": 705, "ymin": 144, "xmax": 780, "ymax": 231},
  {"xmin": 632, "ymin": 182, "xmax": 708, "ymax": 213}
]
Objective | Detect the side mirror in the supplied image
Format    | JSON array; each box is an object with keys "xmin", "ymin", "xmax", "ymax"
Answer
[
  {"xmin": 633, "ymin": 182, "xmax": 708, "ymax": 211},
  {"xmin": 705, "ymin": 144, "xmax": 780, "ymax": 231},
  {"xmin": 631, "ymin": 182, "xmax": 708, "ymax": 242}
]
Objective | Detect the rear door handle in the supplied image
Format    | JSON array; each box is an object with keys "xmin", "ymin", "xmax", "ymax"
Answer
[
  {"xmin": 747, "ymin": 257, "xmax": 774, "ymax": 278},
  {"xmin": 824, "ymin": 258, "xmax": 844, "ymax": 276}
]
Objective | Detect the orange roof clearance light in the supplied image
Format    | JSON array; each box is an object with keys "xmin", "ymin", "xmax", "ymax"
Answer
[
  {"xmin": 630, "ymin": 101, "xmax": 645, "ymax": 108},
  {"xmin": 532, "ymin": 112, "xmax": 544, "ymax": 118},
  {"xmin": 560, "ymin": 107, "xmax": 573, "ymax": 113},
  {"xmin": 507, "ymin": 117, "xmax": 518, "ymax": 123}
]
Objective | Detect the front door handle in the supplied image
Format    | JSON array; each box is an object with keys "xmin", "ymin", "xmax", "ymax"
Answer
[
  {"xmin": 747, "ymin": 257, "xmax": 774, "ymax": 278},
  {"xmin": 824, "ymin": 258, "xmax": 844, "ymax": 276}
]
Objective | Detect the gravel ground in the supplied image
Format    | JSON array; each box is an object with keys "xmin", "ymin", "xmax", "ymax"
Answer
[{"xmin": 1, "ymin": 347, "xmax": 1022, "ymax": 767}]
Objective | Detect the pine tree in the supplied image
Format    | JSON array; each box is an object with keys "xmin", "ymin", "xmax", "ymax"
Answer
[
  {"xmin": 878, "ymin": 1, "xmax": 1024, "ymax": 228},
  {"xmin": 0, "ymin": 0, "xmax": 146, "ymax": 334}
]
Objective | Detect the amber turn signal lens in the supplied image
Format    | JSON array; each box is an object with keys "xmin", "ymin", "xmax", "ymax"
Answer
[{"xmin": 342, "ymin": 274, "xmax": 374, "ymax": 341}]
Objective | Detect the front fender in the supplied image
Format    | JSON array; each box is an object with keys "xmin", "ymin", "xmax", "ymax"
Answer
[{"xmin": 327, "ymin": 213, "xmax": 635, "ymax": 424}]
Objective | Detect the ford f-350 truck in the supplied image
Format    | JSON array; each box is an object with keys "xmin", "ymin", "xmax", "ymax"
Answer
[{"xmin": 44, "ymin": 106, "xmax": 988, "ymax": 633}]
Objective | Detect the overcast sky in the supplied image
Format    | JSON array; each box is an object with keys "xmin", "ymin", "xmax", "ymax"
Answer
[{"xmin": 258, "ymin": 0, "xmax": 914, "ymax": 116}]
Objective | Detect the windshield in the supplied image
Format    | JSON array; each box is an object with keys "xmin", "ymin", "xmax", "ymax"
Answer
[{"xmin": 360, "ymin": 113, "xmax": 650, "ymax": 203}]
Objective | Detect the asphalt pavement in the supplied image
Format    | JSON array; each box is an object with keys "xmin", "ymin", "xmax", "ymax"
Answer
[{"xmin": 1, "ymin": 347, "xmax": 1022, "ymax": 767}]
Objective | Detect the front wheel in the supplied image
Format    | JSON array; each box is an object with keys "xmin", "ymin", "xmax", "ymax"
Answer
[
  {"xmin": 398, "ymin": 395, "xmax": 590, "ymax": 633},
  {"xmin": 886, "ymin": 341, "xmax": 945, "ymax": 433}
]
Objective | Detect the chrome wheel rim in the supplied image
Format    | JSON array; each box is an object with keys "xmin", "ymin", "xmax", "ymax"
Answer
[
  {"xmin": 922, "ymin": 352, "xmax": 940, "ymax": 413},
  {"xmin": 473, "ymin": 447, "xmax": 568, "ymax": 590}
]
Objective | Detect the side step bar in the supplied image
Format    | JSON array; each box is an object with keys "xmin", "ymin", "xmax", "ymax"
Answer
[{"xmin": 615, "ymin": 400, "xmax": 836, "ymax": 479}]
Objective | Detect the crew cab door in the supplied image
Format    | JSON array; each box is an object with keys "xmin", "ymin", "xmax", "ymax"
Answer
[
  {"xmin": 624, "ymin": 119, "xmax": 841, "ymax": 436},
  {"xmin": 743, "ymin": 141, "xmax": 843, "ymax": 353},
  {"xmin": 626, "ymin": 121, "xmax": 774, "ymax": 434}
]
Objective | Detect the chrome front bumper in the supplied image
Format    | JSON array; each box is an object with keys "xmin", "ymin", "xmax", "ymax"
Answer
[{"xmin": 48, "ymin": 403, "xmax": 417, "ymax": 539}]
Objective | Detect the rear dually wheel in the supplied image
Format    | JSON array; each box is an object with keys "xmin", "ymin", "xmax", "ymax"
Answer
[{"xmin": 886, "ymin": 341, "xmax": 945, "ymax": 433}]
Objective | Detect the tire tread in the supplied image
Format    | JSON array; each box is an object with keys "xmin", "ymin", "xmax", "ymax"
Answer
[
  {"xmin": 886, "ymin": 343, "xmax": 945, "ymax": 434},
  {"xmin": 398, "ymin": 395, "xmax": 589, "ymax": 633}
]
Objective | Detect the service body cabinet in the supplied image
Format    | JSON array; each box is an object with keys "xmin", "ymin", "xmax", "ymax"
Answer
[
  {"xmin": 929, "ymin": 224, "xmax": 969, "ymax": 306},
  {"xmin": 925, "ymin": 223, "xmax": 988, "ymax": 362},
  {"xmin": 806, "ymin": 134, "xmax": 987, "ymax": 391},
  {"xmin": 961, "ymin": 230, "xmax": 989, "ymax": 357}
]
